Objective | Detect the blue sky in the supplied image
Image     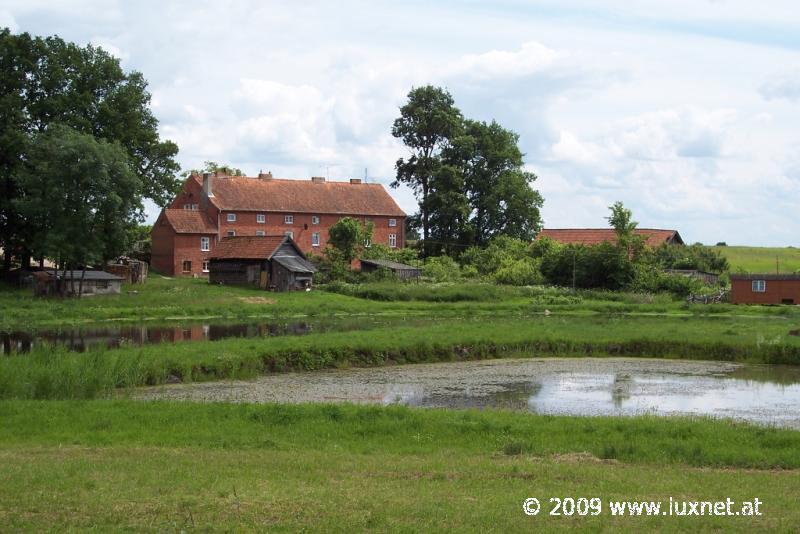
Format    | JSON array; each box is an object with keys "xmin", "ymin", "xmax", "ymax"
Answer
[{"xmin": 3, "ymin": 0, "xmax": 800, "ymax": 246}]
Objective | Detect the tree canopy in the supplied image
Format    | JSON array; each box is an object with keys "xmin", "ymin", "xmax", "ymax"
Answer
[
  {"xmin": 0, "ymin": 29, "xmax": 179, "ymax": 271},
  {"xmin": 392, "ymin": 86, "xmax": 543, "ymax": 256}
]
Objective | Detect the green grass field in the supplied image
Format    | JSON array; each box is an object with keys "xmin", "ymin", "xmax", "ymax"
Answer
[
  {"xmin": 711, "ymin": 246, "xmax": 800, "ymax": 274},
  {"xmin": 0, "ymin": 401, "xmax": 797, "ymax": 530}
]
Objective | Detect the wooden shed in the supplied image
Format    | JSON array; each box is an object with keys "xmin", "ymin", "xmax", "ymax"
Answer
[
  {"xmin": 360, "ymin": 258, "xmax": 421, "ymax": 280},
  {"xmin": 209, "ymin": 235, "xmax": 315, "ymax": 291},
  {"xmin": 33, "ymin": 270, "xmax": 124, "ymax": 297},
  {"xmin": 730, "ymin": 274, "xmax": 800, "ymax": 305}
]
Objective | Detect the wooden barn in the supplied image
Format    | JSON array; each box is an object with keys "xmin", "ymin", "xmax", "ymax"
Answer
[
  {"xmin": 209, "ymin": 235, "xmax": 315, "ymax": 291},
  {"xmin": 730, "ymin": 274, "xmax": 800, "ymax": 305},
  {"xmin": 359, "ymin": 258, "xmax": 421, "ymax": 280}
]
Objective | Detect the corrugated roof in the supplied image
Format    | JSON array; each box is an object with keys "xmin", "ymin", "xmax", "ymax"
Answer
[
  {"xmin": 730, "ymin": 274, "xmax": 800, "ymax": 281},
  {"xmin": 537, "ymin": 228, "xmax": 683, "ymax": 247},
  {"xmin": 210, "ymin": 236, "xmax": 287, "ymax": 260},
  {"xmin": 193, "ymin": 175, "xmax": 406, "ymax": 216},
  {"xmin": 51, "ymin": 270, "xmax": 124, "ymax": 281},
  {"xmin": 360, "ymin": 258, "xmax": 421, "ymax": 271},
  {"xmin": 162, "ymin": 209, "xmax": 217, "ymax": 234},
  {"xmin": 273, "ymin": 255, "xmax": 316, "ymax": 274}
]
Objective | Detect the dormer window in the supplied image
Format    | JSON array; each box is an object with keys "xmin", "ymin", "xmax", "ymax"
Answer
[{"xmin": 227, "ymin": 213, "xmax": 236, "ymax": 222}]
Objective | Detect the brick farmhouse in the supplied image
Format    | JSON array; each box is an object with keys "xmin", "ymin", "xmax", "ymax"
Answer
[{"xmin": 151, "ymin": 172, "xmax": 406, "ymax": 276}]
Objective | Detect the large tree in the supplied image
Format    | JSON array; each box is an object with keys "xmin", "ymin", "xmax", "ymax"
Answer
[
  {"xmin": 446, "ymin": 119, "xmax": 543, "ymax": 246},
  {"xmin": 391, "ymin": 86, "xmax": 463, "ymax": 255},
  {"xmin": 14, "ymin": 125, "xmax": 142, "ymax": 295},
  {"xmin": 0, "ymin": 29, "xmax": 179, "ymax": 272}
]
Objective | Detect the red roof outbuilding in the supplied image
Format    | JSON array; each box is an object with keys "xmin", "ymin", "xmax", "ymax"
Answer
[{"xmin": 537, "ymin": 228, "xmax": 684, "ymax": 247}]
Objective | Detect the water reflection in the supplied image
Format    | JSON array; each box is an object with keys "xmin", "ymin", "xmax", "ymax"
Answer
[{"xmin": 2, "ymin": 321, "xmax": 347, "ymax": 355}]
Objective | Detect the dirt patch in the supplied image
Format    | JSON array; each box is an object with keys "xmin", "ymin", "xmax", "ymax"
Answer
[
  {"xmin": 238, "ymin": 297, "xmax": 277, "ymax": 305},
  {"xmin": 549, "ymin": 452, "xmax": 618, "ymax": 465}
]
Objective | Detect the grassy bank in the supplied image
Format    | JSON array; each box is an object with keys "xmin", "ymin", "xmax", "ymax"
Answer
[
  {"xmin": 712, "ymin": 245, "xmax": 800, "ymax": 273},
  {"xmin": 3, "ymin": 315, "xmax": 800, "ymax": 399},
  {"xmin": 0, "ymin": 401, "xmax": 797, "ymax": 530}
]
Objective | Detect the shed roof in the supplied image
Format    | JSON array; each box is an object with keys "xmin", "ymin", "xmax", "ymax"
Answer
[
  {"xmin": 273, "ymin": 255, "xmax": 316, "ymax": 274},
  {"xmin": 360, "ymin": 258, "xmax": 421, "ymax": 272},
  {"xmin": 193, "ymin": 175, "xmax": 406, "ymax": 217},
  {"xmin": 48, "ymin": 270, "xmax": 124, "ymax": 281},
  {"xmin": 730, "ymin": 274, "xmax": 800, "ymax": 281},
  {"xmin": 161, "ymin": 209, "xmax": 217, "ymax": 234},
  {"xmin": 210, "ymin": 236, "xmax": 288, "ymax": 260},
  {"xmin": 537, "ymin": 228, "xmax": 683, "ymax": 247}
]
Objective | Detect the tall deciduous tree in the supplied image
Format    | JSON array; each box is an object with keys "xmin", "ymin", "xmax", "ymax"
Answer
[
  {"xmin": 0, "ymin": 29, "xmax": 179, "ymax": 272},
  {"xmin": 327, "ymin": 217, "xmax": 374, "ymax": 265},
  {"xmin": 14, "ymin": 125, "xmax": 142, "ymax": 295},
  {"xmin": 391, "ymin": 86, "xmax": 463, "ymax": 255},
  {"xmin": 606, "ymin": 201, "xmax": 644, "ymax": 258},
  {"xmin": 446, "ymin": 119, "xmax": 543, "ymax": 246}
]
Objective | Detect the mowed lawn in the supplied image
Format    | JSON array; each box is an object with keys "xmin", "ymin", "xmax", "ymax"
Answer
[
  {"xmin": 0, "ymin": 401, "xmax": 798, "ymax": 531},
  {"xmin": 712, "ymin": 246, "xmax": 800, "ymax": 274}
]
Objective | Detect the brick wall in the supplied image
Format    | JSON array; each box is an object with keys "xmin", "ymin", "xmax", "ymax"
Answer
[
  {"xmin": 731, "ymin": 278, "xmax": 800, "ymax": 304},
  {"xmin": 171, "ymin": 234, "xmax": 217, "ymax": 277},
  {"xmin": 217, "ymin": 211, "xmax": 405, "ymax": 254}
]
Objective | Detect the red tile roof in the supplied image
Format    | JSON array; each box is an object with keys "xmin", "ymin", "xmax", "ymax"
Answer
[
  {"xmin": 537, "ymin": 228, "xmax": 683, "ymax": 247},
  {"xmin": 210, "ymin": 236, "xmax": 288, "ymax": 260},
  {"xmin": 161, "ymin": 209, "xmax": 217, "ymax": 234},
  {"xmin": 193, "ymin": 175, "xmax": 406, "ymax": 217}
]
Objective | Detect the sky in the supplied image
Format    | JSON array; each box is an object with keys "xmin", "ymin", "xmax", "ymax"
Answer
[{"xmin": 3, "ymin": 0, "xmax": 800, "ymax": 246}]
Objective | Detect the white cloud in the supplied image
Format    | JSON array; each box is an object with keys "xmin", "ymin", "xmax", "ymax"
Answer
[
  {"xmin": 760, "ymin": 71, "xmax": 800, "ymax": 102},
  {"xmin": 0, "ymin": 10, "xmax": 18, "ymax": 32}
]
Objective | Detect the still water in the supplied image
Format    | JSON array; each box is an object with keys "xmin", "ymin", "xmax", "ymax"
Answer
[{"xmin": 136, "ymin": 358, "xmax": 800, "ymax": 428}]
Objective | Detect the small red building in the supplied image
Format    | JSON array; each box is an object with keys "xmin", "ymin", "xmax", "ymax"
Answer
[
  {"xmin": 730, "ymin": 274, "xmax": 800, "ymax": 305},
  {"xmin": 151, "ymin": 171, "xmax": 406, "ymax": 276}
]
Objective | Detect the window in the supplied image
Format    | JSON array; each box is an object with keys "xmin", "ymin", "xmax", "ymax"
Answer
[
  {"xmin": 200, "ymin": 237, "xmax": 210, "ymax": 251},
  {"xmin": 389, "ymin": 218, "xmax": 397, "ymax": 227},
  {"xmin": 256, "ymin": 214, "xmax": 266, "ymax": 223},
  {"xmin": 192, "ymin": 203, "xmax": 198, "ymax": 211},
  {"xmin": 284, "ymin": 215, "xmax": 294, "ymax": 224},
  {"xmin": 183, "ymin": 203, "xmax": 191, "ymax": 210},
  {"xmin": 752, "ymin": 280, "xmax": 766, "ymax": 293},
  {"xmin": 312, "ymin": 232, "xmax": 320, "ymax": 246},
  {"xmin": 284, "ymin": 231, "xmax": 293, "ymax": 239},
  {"xmin": 227, "ymin": 213, "xmax": 236, "ymax": 222},
  {"xmin": 311, "ymin": 215, "xmax": 320, "ymax": 225},
  {"xmin": 364, "ymin": 237, "xmax": 371, "ymax": 248},
  {"xmin": 389, "ymin": 234, "xmax": 397, "ymax": 248},
  {"xmin": 96, "ymin": 281, "xmax": 109, "ymax": 289},
  {"xmin": 182, "ymin": 260, "xmax": 192, "ymax": 273},
  {"xmin": 202, "ymin": 261, "xmax": 209, "ymax": 273},
  {"xmin": 226, "ymin": 230, "xmax": 236, "ymax": 237},
  {"xmin": 256, "ymin": 230, "xmax": 265, "ymax": 236}
]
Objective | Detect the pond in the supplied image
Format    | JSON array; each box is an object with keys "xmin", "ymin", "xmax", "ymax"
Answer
[
  {"xmin": 0, "ymin": 316, "xmax": 409, "ymax": 355},
  {"xmin": 135, "ymin": 357, "xmax": 800, "ymax": 429}
]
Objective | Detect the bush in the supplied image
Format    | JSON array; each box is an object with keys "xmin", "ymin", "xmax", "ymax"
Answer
[
  {"xmin": 422, "ymin": 256, "xmax": 462, "ymax": 282},
  {"xmin": 627, "ymin": 265, "xmax": 702, "ymax": 297},
  {"xmin": 493, "ymin": 258, "xmax": 542, "ymax": 286}
]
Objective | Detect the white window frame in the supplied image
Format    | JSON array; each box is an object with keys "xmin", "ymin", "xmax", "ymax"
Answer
[
  {"xmin": 389, "ymin": 218, "xmax": 397, "ymax": 227},
  {"xmin": 312, "ymin": 232, "xmax": 320, "ymax": 246},
  {"xmin": 227, "ymin": 213, "xmax": 236, "ymax": 222},
  {"xmin": 256, "ymin": 230, "xmax": 265, "ymax": 236},
  {"xmin": 284, "ymin": 231, "xmax": 293, "ymax": 239},
  {"xmin": 389, "ymin": 233, "xmax": 397, "ymax": 248},
  {"xmin": 311, "ymin": 215, "xmax": 320, "ymax": 225},
  {"xmin": 200, "ymin": 237, "xmax": 210, "ymax": 251},
  {"xmin": 256, "ymin": 214, "xmax": 266, "ymax": 224},
  {"xmin": 226, "ymin": 230, "xmax": 236, "ymax": 237},
  {"xmin": 192, "ymin": 203, "xmax": 198, "ymax": 211},
  {"xmin": 202, "ymin": 261, "xmax": 210, "ymax": 273},
  {"xmin": 752, "ymin": 280, "xmax": 766, "ymax": 293},
  {"xmin": 284, "ymin": 215, "xmax": 294, "ymax": 224},
  {"xmin": 364, "ymin": 237, "xmax": 371, "ymax": 248}
]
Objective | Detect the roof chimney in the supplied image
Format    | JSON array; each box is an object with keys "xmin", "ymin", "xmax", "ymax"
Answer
[
  {"xmin": 202, "ymin": 172, "xmax": 214, "ymax": 197},
  {"xmin": 311, "ymin": 176, "xmax": 326, "ymax": 183},
  {"xmin": 349, "ymin": 178, "xmax": 362, "ymax": 184},
  {"xmin": 258, "ymin": 170, "xmax": 273, "ymax": 180}
]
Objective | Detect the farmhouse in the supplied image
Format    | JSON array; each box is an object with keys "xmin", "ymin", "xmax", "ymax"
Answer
[
  {"xmin": 537, "ymin": 228, "xmax": 684, "ymax": 247},
  {"xmin": 730, "ymin": 274, "xmax": 800, "ymax": 305},
  {"xmin": 209, "ymin": 235, "xmax": 315, "ymax": 291},
  {"xmin": 151, "ymin": 171, "xmax": 406, "ymax": 277}
]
